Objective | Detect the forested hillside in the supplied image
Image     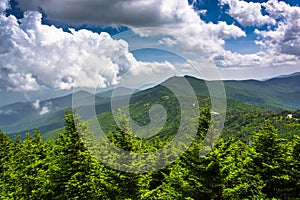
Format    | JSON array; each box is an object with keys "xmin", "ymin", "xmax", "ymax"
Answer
[
  {"xmin": 2, "ymin": 0, "xmax": 300, "ymax": 198},
  {"xmin": 1, "ymin": 76, "xmax": 299, "ymax": 199},
  {"xmin": 0, "ymin": 110, "xmax": 299, "ymax": 199},
  {"xmin": 1, "ymin": 75, "xmax": 300, "ymax": 136}
]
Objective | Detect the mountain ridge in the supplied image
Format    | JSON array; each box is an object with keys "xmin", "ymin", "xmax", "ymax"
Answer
[{"xmin": 0, "ymin": 74, "xmax": 299, "ymax": 135}]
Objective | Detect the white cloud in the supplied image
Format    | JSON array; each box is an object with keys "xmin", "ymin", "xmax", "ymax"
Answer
[
  {"xmin": 0, "ymin": 0, "xmax": 9, "ymax": 12},
  {"xmin": 218, "ymin": 0, "xmax": 300, "ymax": 69},
  {"xmin": 130, "ymin": 61, "xmax": 176, "ymax": 76},
  {"xmin": 256, "ymin": 0, "xmax": 300, "ymax": 57},
  {"xmin": 0, "ymin": 0, "xmax": 248, "ymax": 92},
  {"xmin": 32, "ymin": 99, "xmax": 53, "ymax": 115},
  {"xmin": 39, "ymin": 102, "xmax": 52, "ymax": 115},
  {"xmin": 136, "ymin": 0, "xmax": 245, "ymax": 51},
  {"xmin": 220, "ymin": 0, "xmax": 276, "ymax": 26},
  {"xmin": 2, "ymin": 0, "xmax": 298, "ymax": 84},
  {"xmin": 0, "ymin": 8, "xmax": 184, "ymax": 92},
  {"xmin": 16, "ymin": 0, "xmax": 246, "ymax": 56},
  {"xmin": 214, "ymin": 47, "xmax": 299, "ymax": 69},
  {"xmin": 32, "ymin": 99, "xmax": 40, "ymax": 109},
  {"xmin": 0, "ymin": 10, "xmax": 149, "ymax": 91},
  {"xmin": 262, "ymin": 0, "xmax": 299, "ymax": 19},
  {"xmin": 220, "ymin": 0, "xmax": 300, "ymax": 59},
  {"xmin": 7, "ymin": 73, "xmax": 41, "ymax": 91},
  {"xmin": 158, "ymin": 37, "xmax": 177, "ymax": 46}
]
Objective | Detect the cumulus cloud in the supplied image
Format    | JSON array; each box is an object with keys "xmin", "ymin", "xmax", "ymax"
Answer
[
  {"xmin": 0, "ymin": 0, "xmax": 252, "ymax": 93},
  {"xmin": 0, "ymin": 0, "xmax": 9, "ymax": 12},
  {"xmin": 255, "ymin": 0, "xmax": 300, "ymax": 58},
  {"xmin": 220, "ymin": 0, "xmax": 276, "ymax": 26},
  {"xmin": 130, "ymin": 13, "xmax": 245, "ymax": 61},
  {"xmin": 219, "ymin": 0, "xmax": 300, "ymax": 67},
  {"xmin": 0, "ymin": 9, "xmax": 149, "ymax": 91},
  {"xmin": 16, "ymin": 0, "xmax": 246, "ymax": 54},
  {"xmin": 220, "ymin": 0, "xmax": 300, "ymax": 58},
  {"xmin": 3, "ymin": 0, "xmax": 298, "ymax": 86},
  {"xmin": 263, "ymin": 0, "xmax": 299, "ymax": 19},
  {"xmin": 7, "ymin": 73, "xmax": 41, "ymax": 91},
  {"xmin": 0, "ymin": 8, "xmax": 188, "ymax": 92}
]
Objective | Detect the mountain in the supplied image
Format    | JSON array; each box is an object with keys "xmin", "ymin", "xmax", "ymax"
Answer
[
  {"xmin": 165, "ymin": 75, "xmax": 299, "ymax": 110},
  {"xmin": 0, "ymin": 88, "xmax": 139, "ymax": 135},
  {"xmin": 0, "ymin": 74, "xmax": 299, "ymax": 136},
  {"xmin": 273, "ymin": 72, "xmax": 300, "ymax": 79},
  {"xmin": 0, "ymin": 89, "xmax": 73, "ymax": 107},
  {"xmin": 0, "ymin": 90, "xmax": 109, "ymax": 134},
  {"xmin": 224, "ymin": 75, "xmax": 300, "ymax": 110}
]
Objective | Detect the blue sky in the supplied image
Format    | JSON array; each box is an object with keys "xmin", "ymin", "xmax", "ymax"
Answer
[{"xmin": 0, "ymin": 0, "xmax": 300, "ymax": 96}]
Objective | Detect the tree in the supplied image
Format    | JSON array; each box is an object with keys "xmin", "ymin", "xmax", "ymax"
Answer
[
  {"xmin": 0, "ymin": 131, "xmax": 14, "ymax": 198},
  {"xmin": 253, "ymin": 121, "xmax": 290, "ymax": 199},
  {"xmin": 220, "ymin": 140, "xmax": 265, "ymax": 199},
  {"xmin": 290, "ymin": 135, "xmax": 300, "ymax": 198},
  {"xmin": 0, "ymin": 131, "xmax": 50, "ymax": 199},
  {"xmin": 47, "ymin": 111, "xmax": 109, "ymax": 199}
]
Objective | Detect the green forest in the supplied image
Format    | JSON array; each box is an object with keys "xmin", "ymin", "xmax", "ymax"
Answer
[
  {"xmin": 0, "ymin": 107, "xmax": 299, "ymax": 199},
  {"xmin": 1, "ymin": 0, "xmax": 300, "ymax": 199}
]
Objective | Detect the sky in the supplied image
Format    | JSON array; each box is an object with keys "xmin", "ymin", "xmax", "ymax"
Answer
[{"xmin": 0, "ymin": 0, "xmax": 300, "ymax": 98}]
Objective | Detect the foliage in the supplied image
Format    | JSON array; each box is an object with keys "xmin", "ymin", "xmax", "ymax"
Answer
[{"xmin": 0, "ymin": 108, "xmax": 299, "ymax": 199}]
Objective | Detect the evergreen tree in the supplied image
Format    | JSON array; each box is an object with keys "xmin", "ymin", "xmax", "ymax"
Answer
[
  {"xmin": 220, "ymin": 139, "xmax": 265, "ymax": 199},
  {"xmin": 47, "ymin": 111, "xmax": 109, "ymax": 199},
  {"xmin": 253, "ymin": 121, "xmax": 290, "ymax": 199},
  {"xmin": 290, "ymin": 135, "xmax": 300, "ymax": 198},
  {"xmin": 0, "ymin": 131, "xmax": 50, "ymax": 199},
  {"xmin": 0, "ymin": 131, "xmax": 14, "ymax": 198}
]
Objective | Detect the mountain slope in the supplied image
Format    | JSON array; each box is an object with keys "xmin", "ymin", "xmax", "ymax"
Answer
[
  {"xmin": 0, "ymin": 74, "xmax": 299, "ymax": 136},
  {"xmin": 224, "ymin": 75, "xmax": 300, "ymax": 110}
]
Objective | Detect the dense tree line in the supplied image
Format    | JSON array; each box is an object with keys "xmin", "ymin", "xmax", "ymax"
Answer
[
  {"xmin": 0, "ymin": 109, "xmax": 299, "ymax": 199},
  {"xmin": 222, "ymin": 109, "xmax": 300, "ymax": 141}
]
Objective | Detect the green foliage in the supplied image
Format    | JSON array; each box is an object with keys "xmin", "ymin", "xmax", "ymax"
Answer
[
  {"xmin": 0, "ymin": 108, "xmax": 299, "ymax": 199},
  {"xmin": 46, "ymin": 111, "xmax": 110, "ymax": 199},
  {"xmin": 223, "ymin": 109, "xmax": 300, "ymax": 141},
  {"xmin": 252, "ymin": 122, "xmax": 298, "ymax": 199}
]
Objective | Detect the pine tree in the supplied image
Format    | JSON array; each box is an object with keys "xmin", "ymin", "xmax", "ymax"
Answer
[
  {"xmin": 220, "ymin": 139, "xmax": 265, "ymax": 199},
  {"xmin": 47, "ymin": 111, "xmax": 109, "ymax": 199},
  {"xmin": 0, "ymin": 131, "xmax": 50, "ymax": 199},
  {"xmin": 0, "ymin": 131, "xmax": 14, "ymax": 198},
  {"xmin": 253, "ymin": 121, "xmax": 290, "ymax": 198},
  {"xmin": 290, "ymin": 135, "xmax": 300, "ymax": 198}
]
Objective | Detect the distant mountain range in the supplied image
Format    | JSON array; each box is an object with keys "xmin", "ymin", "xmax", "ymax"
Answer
[
  {"xmin": 224, "ymin": 74, "xmax": 300, "ymax": 110},
  {"xmin": 273, "ymin": 72, "xmax": 300, "ymax": 79},
  {"xmin": 0, "ymin": 73, "xmax": 299, "ymax": 136}
]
